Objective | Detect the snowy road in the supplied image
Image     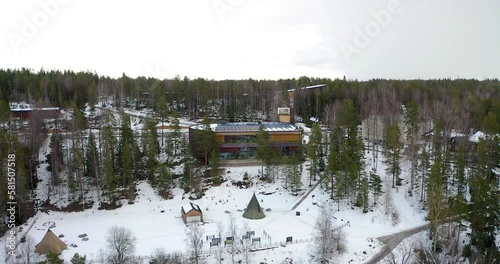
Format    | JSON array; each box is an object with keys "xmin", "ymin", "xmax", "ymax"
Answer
[{"xmin": 364, "ymin": 223, "xmax": 431, "ymax": 264}]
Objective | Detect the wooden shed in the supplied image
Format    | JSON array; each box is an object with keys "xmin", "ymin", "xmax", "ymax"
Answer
[{"xmin": 181, "ymin": 202, "xmax": 203, "ymax": 224}]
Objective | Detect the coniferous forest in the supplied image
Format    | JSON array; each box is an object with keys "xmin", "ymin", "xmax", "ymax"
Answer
[{"xmin": 0, "ymin": 68, "xmax": 499, "ymax": 263}]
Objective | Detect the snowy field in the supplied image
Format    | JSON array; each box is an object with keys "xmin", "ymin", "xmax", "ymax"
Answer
[{"xmin": 1, "ymin": 143, "xmax": 428, "ymax": 263}]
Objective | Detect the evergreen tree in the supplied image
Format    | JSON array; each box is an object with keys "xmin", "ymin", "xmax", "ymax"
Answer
[
  {"xmin": 157, "ymin": 95, "xmax": 168, "ymax": 148},
  {"xmin": 49, "ymin": 131, "xmax": 64, "ymax": 187},
  {"xmin": 369, "ymin": 170, "xmax": 383, "ymax": 205},
  {"xmin": 85, "ymin": 133, "xmax": 99, "ymax": 180},
  {"xmin": 102, "ymin": 113, "xmax": 117, "ymax": 198},
  {"xmin": 404, "ymin": 99, "xmax": 420, "ymax": 196},
  {"xmin": 156, "ymin": 164, "xmax": 172, "ymax": 194},
  {"xmin": 210, "ymin": 148, "xmax": 220, "ymax": 179},
  {"xmin": 256, "ymin": 125, "xmax": 272, "ymax": 177},
  {"xmin": 325, "ymin": 136, "xmax": 339, "ymax": 200},
  {"xmin": 88, "ymin": 81, "xmax": 97, "ymax": 113},
  {"xmin": 144, "ymin": 119, "xmax": 159, "ymax": 182},
  {"xmin": 455, "ymin": 144, "xmax": 466, "ymax": 196},
  {"xmin": 468, "ymin": 174, "xmax": 500, "ymax": 257},
  {"xmin": 384, "ymin": 123, "xmax": 402, "ymax": 188},
  {"xmin": 307, "ymin": 122, "xmax": 322, "ymax": 186},
  {"xmin": 357, "ymin": 175, "xmax": 369, "ymax": 213},
  {"xmin": 193, "ymin": 115, "xmax": 217, "ymax": 167},
  {"xmin": 419, "ymin": 141, "xmax": 431, "ymax": 203},
  {"xmin": 70, "ymin": 253, "xmax": 87, "ymax": 264},
  {"xmin": 40, "ymin": 251, "xmax": 64, "ymax": 264},
  {"xmin": 170, "ymin": 111, "xmax": 183, "ymax": 155},
  {"xmin": 426, "ymin": 156, "xmax": 450, "ymax": 252},
  {"xmin": 287, "ymin": 153, "xmax": 302, "ymax": 193}
]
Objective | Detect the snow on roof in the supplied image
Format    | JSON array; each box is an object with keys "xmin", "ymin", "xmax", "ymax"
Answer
[
  {"xmin": 450, "ymin": 130, "xmax": 466, "ymax": 138},
  {"xmin": 182, "ymin": 202, "xmax": 202, "ymax": 213},
  {"xmin": 191, "ymin": 122, "xmax": 300, "ymax": 133},
  {"xmin": 469, "ymin": 131, "xmax": 486, "ymax": 143},
  {"xmin": 287, "ymin": 84, "xmax": 326, "ymax": 93}
]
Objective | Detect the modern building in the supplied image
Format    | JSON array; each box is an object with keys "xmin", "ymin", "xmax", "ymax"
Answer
[
  {"xmin": 181, "ymin": 202, "xmax": 203, "ymax": 224},
  {"xmin": 189, "ymin": 122, "xmax": 302, "ymax": 160}
]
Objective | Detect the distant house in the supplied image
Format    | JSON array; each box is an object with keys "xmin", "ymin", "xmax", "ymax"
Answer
[
  {"xmin": 10, "ymin": 103, "xmax": 61, "ymax": 121},
  {"xmin": 448, "ymin": 136, "xmax": 478, "ymax": 152},
  {"xmin": 181, "ymin": 203, "xmax": 203, "ymax": 224}
]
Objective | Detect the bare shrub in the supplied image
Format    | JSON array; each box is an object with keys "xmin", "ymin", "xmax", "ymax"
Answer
[
  {"xmin": 311, "ymin": 207, "xmax": 346, "ymax": 263},
  {"xmin": 150, "ymin": 248, "xmax": 186, "ymax": 264}
]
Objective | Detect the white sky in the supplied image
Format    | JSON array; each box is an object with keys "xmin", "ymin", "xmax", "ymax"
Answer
[{"xmin": 1, "ymin": 0, "xmax": 499, "ymax": 80}]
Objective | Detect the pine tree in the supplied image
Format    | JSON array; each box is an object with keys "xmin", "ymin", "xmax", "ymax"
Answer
[
  {"xmin": 144, "ymin": 119, "xmax": 159, "ymax": 182},
  {"xmin": 404, "ymin": 100, "xmax": 420, "ymax": 196},
  {"xmin": 307, "ymin": 122, "xmax": 322, "ymax": 186},
  {"xmin": 468, "ymin": 174, "xmax": 500, "ymax": 256},
  {"xmin": 88, "ymin": 81, "xmax": 97, "ymax": 113},
  {"xmin": 170, "ymin": 111, "xmax": 183, "ymax": 156},
  {"xmin": 369, "ymin": 170, "xmax": 383, "ymax": 205},
  {"xmin": 326, "ymin": 137, "xmax": 339, "ymax": 200},
  {"xmin": 193, "ymin": 115, "xmax": 216, "ymax": 167},
  {"xmin": 359, "ymin": 175, "xmax": 369, "ymax": 213},
  {"xmin": 157, "ymin": 95, "xmax": 168, "ymax": 148},
  {"xmin": 70, "ymin": 253, "xmax": 87, "ymax": 264},
  {"xmin": 419, "ymin": 141, "xmax": 431, "ymax": 203},
  {"xmin": 256, "ymin": 125, "xmax": 272, "ymax": 177},
  {"xmin": 426, "ymin": 156, "xmax": 450, "ymax": 252},
  {"xmin": 455, "ymin": 144, "xmax": 466, "ymax": 196},
  {"xmin": 156, "ymin": 164, "xmax": 172, "ymax": 194},
  {"xmin": 102, "ymin": 113, "xmax": 117, "ymax": 198},
  {"xmin": 210, "ymin": 148, "xmax": 220, "ymax": 179},
  {"xmin": 40, "ymin": 251, "xmax": 64, "ymax": 264},
  {"xmin": 49, "ymin": 131, "xmax": 64, "ymax": 187},
  {"xmin": 384, "ymin": 123, "xmax": 402, "ymax": 188},
  {"xmin": 85, "ymin": 133, "xmax": 99, "ymax": 180},
  {"xmin": 287, "ymin": 153, "xmax": 302, "ymax": 193}
]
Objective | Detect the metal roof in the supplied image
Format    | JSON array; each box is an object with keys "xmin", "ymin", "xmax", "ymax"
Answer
[{"xmin": 192, "ymin": 122, "xmax": 300, "ymax": 133}]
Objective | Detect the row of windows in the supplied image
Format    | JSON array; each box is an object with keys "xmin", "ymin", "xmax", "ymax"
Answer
[{"xmin": 224, "ymin": 135, "xmax": 256, "ymax": 143}]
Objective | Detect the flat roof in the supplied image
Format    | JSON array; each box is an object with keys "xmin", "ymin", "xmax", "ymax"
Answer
[{"xmin": 192, "ymin": 122, "xmax": 300, "ymax": 133}]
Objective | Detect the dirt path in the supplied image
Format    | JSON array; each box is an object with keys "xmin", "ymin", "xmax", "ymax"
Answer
[
  {"xmin": 364, "ymin": 223, "xmax": 431, "ymax": 264},
  {"xmin": 290, "ymin": 181, "xmax": 321, "ymax": 210}
]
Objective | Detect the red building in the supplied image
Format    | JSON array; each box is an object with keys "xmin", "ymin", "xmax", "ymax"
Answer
[{"xmin": 11, "ymin": 107, "xmax": 61, "ymax": 120}]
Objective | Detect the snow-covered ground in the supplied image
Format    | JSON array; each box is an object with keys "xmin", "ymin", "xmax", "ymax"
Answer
[{"xmin": 1, "ymin": 140, "xmax": 428, "ymax": 263}]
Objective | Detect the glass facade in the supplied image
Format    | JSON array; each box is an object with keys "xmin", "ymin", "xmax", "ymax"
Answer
[
  {"xmin": 219, "ymin": 147, "xmax": 257, "ymax": 159},
  {"xmin": 224, "ymin": 135, "xmax": 256, "ymax": 143}
]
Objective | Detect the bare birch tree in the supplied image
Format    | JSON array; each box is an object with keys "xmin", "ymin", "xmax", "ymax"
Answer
[{"xmin": 185, "ymin": 223, "xmax": 204, "ymax": 264}]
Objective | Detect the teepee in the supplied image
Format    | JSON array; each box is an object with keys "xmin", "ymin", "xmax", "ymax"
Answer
[
  {"xmin": 242, "ymin": 193, "xmax": 265, "ymax": 219},
  {"xmin": 35, "ymin": 229, "xmax": 67, "ymax": 255}
]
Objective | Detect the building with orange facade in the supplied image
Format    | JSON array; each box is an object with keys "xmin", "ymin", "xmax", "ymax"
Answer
[{"xmin": 189, "ymin": 122, "xmax": 302, "ymax": 160}]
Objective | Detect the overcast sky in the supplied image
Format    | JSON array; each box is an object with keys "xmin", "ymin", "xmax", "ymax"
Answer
[{"xmin": 1, "ymin": 0, "xmax": 499, "ymax": 80}]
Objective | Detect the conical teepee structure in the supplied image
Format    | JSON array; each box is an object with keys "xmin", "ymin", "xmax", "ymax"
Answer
[
  {"xmin": 35, "ymin": 229, "xmax": 67, "ymax": 255},
  {"xmin": 242, "ymin": 193, "xmax": 265, "ymax": 219}
]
